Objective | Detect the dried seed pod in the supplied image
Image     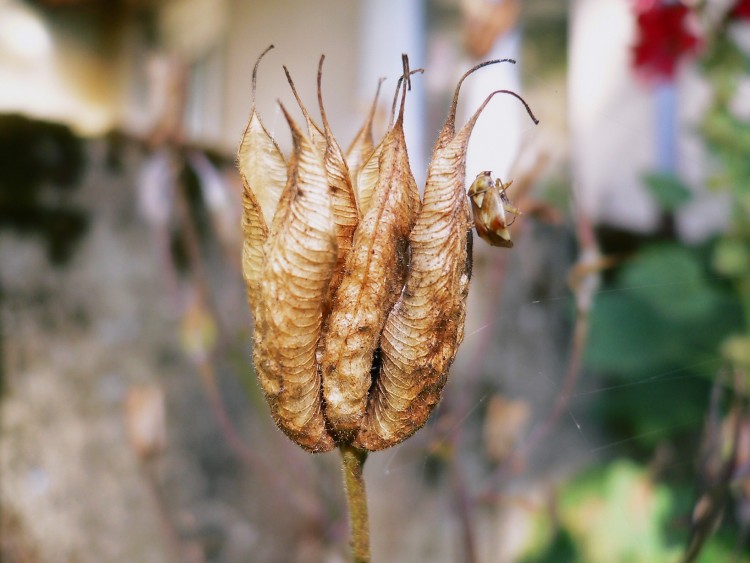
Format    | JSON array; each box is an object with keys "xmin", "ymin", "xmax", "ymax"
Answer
[
  {"xmin": 316, "ymin": 56, "xmax": 359, "ymax": 312},
  {"xmin": 125, "ymin": 385, "xmax": 167, "ymax": 461},
  {"xmin": 355, "ymin": 70, "xmax": 422, "ymax": 216},
  {"xmin": 356, "ymin": 67, "xmax": 538, "ymax": 450},
  {"xmin": 238, "ymin": 45, "xmax": 287, "ymax": 311},
  {"xmin": 321, "ymin": 55, "xmax": 421, "ymax": 438},
  {"xmin": 241, "ymin": 178, "xmax": 268, "ymax": 311},
  {"xmin": 238, "ymin": 49, "xmax": 538, "ymax": 455},
  {"xmin": 253, "ymin": 102, "xmax": 337, "ymax": 453},
  {"xmin": 468, "ymin": 172, "xmax": 519, "ymax": 248},
  {"xmin": 354, "ymin": 138, "xmax": 384, "ymax": 217}
]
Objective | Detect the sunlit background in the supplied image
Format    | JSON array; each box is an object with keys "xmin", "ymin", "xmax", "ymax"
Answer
[{"xmin": 2, "ymin": 0, "xmax": 750, "ymax": 562}]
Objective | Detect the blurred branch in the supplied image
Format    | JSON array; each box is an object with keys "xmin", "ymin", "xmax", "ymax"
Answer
[
  {"xmin": 683, "ymin": 368, "xmax": 746, "ymax": 562},
  {"xmin": 480, "ymin": 191, "xmax": 619, "ymax": 496}
]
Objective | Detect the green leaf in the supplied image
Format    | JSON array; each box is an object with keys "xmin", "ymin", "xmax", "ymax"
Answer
[
  {"xmin": 586, "ymin": 293, "xmax": 688, "ymax": 375},
  {"xmin": 713, "ymin": 238, "xmax": 750, "ymax": 277},
  {"xmin": 585, "ymin": 243, "xmax": 742, "ymax": 378},
  {"xmin": 559, "ymin": 460, "xmax": 680, "ymax": 563},
  {"xmin": 620, "ymin": 244, "xmax": 719, "ymax": 323},
  {"xmin": 642, "ymin": 172, "xmax": 692, "ymax": 211}
]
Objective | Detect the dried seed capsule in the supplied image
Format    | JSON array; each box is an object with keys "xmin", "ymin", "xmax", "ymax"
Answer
[
  {"xmin": 355, "ymin": 70, "xmax": 422, "ymax": 217},
  {"xmin": 322, "ymin": 56, "xmax": 421, "ymax": 439},
  {"xmin": 316, "ymin": 57, "xmax": 359, "ymax": 314},
  {"xmin": 238, "ymin": 45, "xmax": 287, "ymax": 311},
  {"xmin": 253, "ymin": 103, "xmax": 337, "ymax": 453},
  {"xmin": 356, "ymin": 63, "xmax": 538, "ymax": 450}
]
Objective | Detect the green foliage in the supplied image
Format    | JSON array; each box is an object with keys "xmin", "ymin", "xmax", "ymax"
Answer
[
  {"xmin": 558, "ymin": 460, "xmax": 681, "ymax": 563},
  {"xmin": 586, "ymin": 243, "xmax": 741, "ymax": 376},
  {"xmin": 520, "ymin": 528, "xmax": 578, "ymax": 563},
  {"xmin": 574, "ymin": 7, "xmax": 750, "ymax": 561},
  {"xmin": 642, "ymin": 172, "xmax": 692, "ymax": 211},
  {"xmin": 584, "ymin": 243, "xmax": 742, "ymax": 451},
  {"xmin": 713, "ymin": 237, "xmax": 750, "ymax": 278},
  {"xmin": 620, "ymin": 244, "xmax": 723, "ymax": 322}
]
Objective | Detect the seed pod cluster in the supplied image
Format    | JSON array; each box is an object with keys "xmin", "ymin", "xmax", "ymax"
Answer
[{"xmin": 238, "ymin": 46, "xmax": 537, "ymax": 452}]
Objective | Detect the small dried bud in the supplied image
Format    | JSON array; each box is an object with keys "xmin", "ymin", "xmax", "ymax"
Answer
[{"xmin": 238, "ymin": 48, "xmax": 537, "ymax": 453}]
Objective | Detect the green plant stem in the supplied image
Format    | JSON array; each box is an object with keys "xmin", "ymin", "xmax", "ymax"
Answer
[{"xmin": 339, "ymin": 445, "xmax": 370, "ymax": 563}]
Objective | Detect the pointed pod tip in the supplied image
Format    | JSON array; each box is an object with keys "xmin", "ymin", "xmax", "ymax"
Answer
[
  {"xmin": 401, "ymin": 53, "xmax": 411, "ymax": 91},
  {"xmin": 277, "ymin": 100, "xmax": 295, "ymax": 131},
  {"xmin": 251, "ymin": 45, "xmax": 275, "ymax": 104},
  {"xmin": 317, "ymin": 54, "xmax": 332, "ymax": 133},
  {"xmin": 441, "ymin": 58, "xmax": 519, "ymax": 139}
]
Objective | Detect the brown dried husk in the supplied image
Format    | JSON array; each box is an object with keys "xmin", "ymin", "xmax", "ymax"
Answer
[
  {"xmin": 253, "ymin": 103, "xmax": 337, "ymax": 453},
  {"xmin": 240, "ymin": 51, "xmax": 536, "ymax": 453},
  {"xmin": 355, "ymin": 80, "xmax": 517, "ymax": 450},
  {"xmin": 321, "ymin": 66, "xmax": 420, "ymax": 438},
  {"xmin": 316, "ymin": 57, "xmax": 359, "ymax": 315},
  {"xmin": 238, "ymin": 46, "xmax": 287, "ymax": 312}
]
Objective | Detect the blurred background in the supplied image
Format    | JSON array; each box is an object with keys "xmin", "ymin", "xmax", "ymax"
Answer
[{"xmin": 1, "ymin": 0, "xmax": 749, "ymax": 561}]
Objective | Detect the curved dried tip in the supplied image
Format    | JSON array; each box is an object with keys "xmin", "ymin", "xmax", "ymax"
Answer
[
  {"xmin": 251, "ymin": 45, "xmax": 275, "ymax": 109},
  {"xmin": 434, "ymin": 58, "xmax": 516, "ymax": 151},
  {"xmin": 458, "ymin": 89, "xmax": 537, "ymax": 248},
  {"xmin": 237, "ymin": 45, "xmax": 287, "ymax": 307},
  {"xmin": 284, "ymin": 65, "xmax": 327, "ymax": 155},
  {"xmin": 388, "ymin": 67, "xmax": 424, "ymax": 129}
]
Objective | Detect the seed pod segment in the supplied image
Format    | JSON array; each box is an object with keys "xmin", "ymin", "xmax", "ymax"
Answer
[
  {"xmin": 238, "ymin": 45, "xmax": 287, "ymax": 311},
  {"xmin": 354, "ymin": 138, "xmax": 384, "ymax": 217},
  {"xmin": 355, "ymin": 69, "xmax": 422, "ymax": 217},
  {"xmin": 253, "ymin": 102, "xmax": 337, "ymax": 453},
  {"xmin": 316, "ymin": 56, "xmax": 359, "ymax": 313},
  {"xmin": 322, "ymin": 55, "xmax": 421, "ymax": 439},
  {"xmin": 355, "ymin": 83, "xmax": 538, "ymax": 450},
  {"xmin": 237, "ymin": 46, "xmax": 288, "ymax": 224}
]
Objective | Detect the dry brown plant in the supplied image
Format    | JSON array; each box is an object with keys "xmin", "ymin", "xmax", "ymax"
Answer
[{"xmin": 237, "ymin": 45, "xmax": 537, "ymax": 562}]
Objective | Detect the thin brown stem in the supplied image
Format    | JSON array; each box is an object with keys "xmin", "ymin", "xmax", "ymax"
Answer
[
  {"xmin": 339, "ymin": 445, "xmax": 370, "ymax": 563},
  {"xmin": 451, "ymin": 456, "xmax": 478, "ymax": 563}
]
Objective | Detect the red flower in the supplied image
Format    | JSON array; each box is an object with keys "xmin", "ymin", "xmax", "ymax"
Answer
[
  {"xmin": 730, "ymin": 0, "xmax": 750, "ymax": 20},
  {"xmin": 632, "ymin": 3, "xmax": 700, "ymax": 81}
]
